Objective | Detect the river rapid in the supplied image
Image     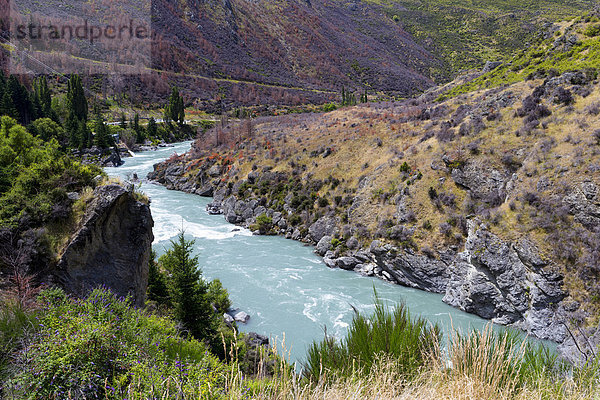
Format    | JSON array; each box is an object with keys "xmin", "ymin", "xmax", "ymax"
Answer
[{"xmin": 106, "ymin": 141, "xmax": 533, "ymax": 366}]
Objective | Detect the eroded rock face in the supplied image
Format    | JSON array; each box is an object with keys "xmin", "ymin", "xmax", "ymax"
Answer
[
  {"xmin": 564, "ymin": 181, "xmax": 600, "ymax": 229},
  {"xmin": 450, "ymin": 160, "xmax": 510, "ymax": 204},
  {"xmin": 443, "ymin": 220, "xmax": 567, "ymax": 341},
  {"xmin": 55, "ymin": 185, "xmax": 154, "ymax": 307}
]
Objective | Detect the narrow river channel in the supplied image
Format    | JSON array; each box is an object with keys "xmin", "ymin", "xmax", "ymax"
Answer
[{"xmin": 107, "ymin": 141, "xmax": 525, "ymax": 366}]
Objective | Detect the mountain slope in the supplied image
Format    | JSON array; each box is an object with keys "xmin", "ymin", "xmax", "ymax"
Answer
[{"xmin": 148, "ymin": 16, "xmax": 600, "ymax": 339}]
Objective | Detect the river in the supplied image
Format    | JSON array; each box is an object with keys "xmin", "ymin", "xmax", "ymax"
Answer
[{"xmin": 106, "ymin": 141, "xmax": 518, "ymax": 366}]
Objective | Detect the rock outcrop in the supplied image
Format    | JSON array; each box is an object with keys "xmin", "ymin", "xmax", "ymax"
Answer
[
  {"xmin": 55, "ymin": 185, "xmax": 154, "ymax": 307},
  {"xmin": 443, "ymin": 219, "xmax": 567, "ymax": 341}
]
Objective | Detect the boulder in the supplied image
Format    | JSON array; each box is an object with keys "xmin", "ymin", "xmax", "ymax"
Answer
[
  {"xmin": 230, "ymin": 310, "xmax": 250, "ymax": 323},
  {"xmin": 55, "ymin": 185, "xmax": 154, "ymax": 307},
  {"xmin": 308, "ymin": 216, "xmax": 338, "ymax": 243},
  {"xmin": 315, "ymin": 235, "xmax": 333, "ymax": 256}
]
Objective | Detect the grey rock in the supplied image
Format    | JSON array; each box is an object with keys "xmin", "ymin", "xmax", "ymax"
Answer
[
  {"xmin": 247, "ymin": 171, "xmax": 260, "ymax": 184},
  {"xmin": 308, "ymin": 216, "xmax": 339, "ymax": 243},
  {"xmin": 482, "ymin": 61, "xmax": 502, "ymax": 73},
  {"xmin": 451, "ymin": 160, "xmax": 510, "ymax": 203},
  {"xmin": 195, "ymin": 184, "xmax": 214, "ymax": 197},
  {"xmin": 230, "ymin": 310, "xmax": 250, "ymax": 323},
  {"xmin": 346, "ymin": 236, "xmax": 359, "ymax": 250},
  {"xmin": 223, "ymin": 313, "xmax": 234, "ymax": 324},
  {"xmin": 442, "ymin": 220, "xmax": 567, "ymax": 341},
  {"xmin": 207, "ymin": 164, "xmax": 222, "ymax": 177},
  {"xmin": 563, "ymin": 181, "xmax": 600, "ymax": 230},
  {"xmin": 55, "ymin": 185, "xmax": 154, "ymax": 307},
  {"xmin": 66, "ymin": 192, "xmax": 80, "ymax": 201},
  {"xmin": 335, "ymin": 256, "xmax": 360, "ymax": 270},
  {"xmin": 315, "ymin": 235, "xmax": 333, "ymax": 256},
  {"xmin": 370, "ymin": 243, "xmax": 449, "ymax": 294}
]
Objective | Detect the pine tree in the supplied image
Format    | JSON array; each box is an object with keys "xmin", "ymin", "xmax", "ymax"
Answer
[
  {"xmin": 147, "ymin": 117, "xmax": 157, "ymax": 138},
  {"xmin": 159, "ymin": 231, "xmax": 218, "ymax": 343},
  {"xmin": 7, "ymin": 76, "xmax": 34, "ymax": 124},
  {"xmin": 35, "ymin": 76, "xmax": 52, "ymax": 118},
  {"xmin": 133, "ymin": 113, "xmax": 145, "ymax": 143},
  {"xmin": 119, "ymin": 112, "xmax": 127, "ymax": 129},
  {"xmin": 147, "ymin": 250, "xmax": 170, "ymax": 306},
  {"xmin": 66, "ymin": 74, "xmax": 88, "ymax": 122},
  {"xmin": 77, "ymin": 119, "xmax": 92, "ymax": 150},
  {"xmin": 1, "ymin": 90, "xmax": 18, "ymax": 120},
  {"xmin": 164, "ymin": 87, "xmax": 185, "ymax": 125},
  {"xmin": 94, "ymin": 112, "xmax": 112, "ymax": 149}
]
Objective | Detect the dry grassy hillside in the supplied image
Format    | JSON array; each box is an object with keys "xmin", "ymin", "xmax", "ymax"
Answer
[{"xmin": 150, "ymin": 18, "xmax": 600, "ymax": 335}]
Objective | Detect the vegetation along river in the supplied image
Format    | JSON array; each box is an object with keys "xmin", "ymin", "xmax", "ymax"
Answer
[{"xmin": 106, "ymin": 141, "xmax": 547, "ymax": 365}]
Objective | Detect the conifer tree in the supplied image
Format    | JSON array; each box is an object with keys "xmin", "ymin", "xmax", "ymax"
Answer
[
  {"xmin": 159, "ymin": 231, "xmax": 218, "ymax": 343},
  {"xmin": 147, "ymin": 117, "xmax": 157, "ymax": 138},
  {"xmin": 94, "ymin": 112, "xmax": 112, "ymax": 149},
  {"xmin": 164, "ymin": 87, "xmax": 185, "ymax": 125},
  {"xmin": 147, "ymin": 250, "xmax": 170, "ymax": 306},
  {"xmin": 119, "ymin": 112, "xmax": 127, "ymax": 129},
  {"xmin": 66, "ymin": 74, "xmax": 88, "ymax": 122},
  {"xmin": 35, "ymin": 76, "xmax": 52, "ymax": 118},
  {"xmin": 133, "ymin": 113, "xmax": 145, "ymax": 143}
]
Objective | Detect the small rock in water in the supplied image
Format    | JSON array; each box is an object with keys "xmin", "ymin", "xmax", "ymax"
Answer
[
  {"xmin": 223, "ymin": 313, "xmax": 234, "ymax": 325},
  {"xmin": 228, "ymin": 309, "xmax": 250, "ymax": 323}
]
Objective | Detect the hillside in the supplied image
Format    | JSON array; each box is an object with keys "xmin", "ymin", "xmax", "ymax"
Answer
[
  {"xmin": 149, "ymin": 16, "xmax": 600, "ymax": 343},
  {"xmin": 6, "ymin": 0, "xmax": 595, "ymax": 109}
]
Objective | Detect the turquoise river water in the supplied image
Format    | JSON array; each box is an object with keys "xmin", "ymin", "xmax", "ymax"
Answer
[{"xmin": 106, "ymin": 141, "xmax": 530, "ymax": 366}]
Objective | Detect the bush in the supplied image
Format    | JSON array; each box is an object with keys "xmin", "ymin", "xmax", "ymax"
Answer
[
  {"xmin": 254, "ymin": 213, "xmax": 273, "ymax": 234},
  {"xmin": 207, "ymin": 279, "xmax": 232, "ymax": 314},
  {"xmin": 584, "ymin": 24, "xmax": 600, "ymax": 37},
  {"xmin": 6, "ymin": 288, "xmax": 226, "ymax": 399},
  {"xmin": 303, "ymin": 294, "xmax": 441, "ymax": 383}
]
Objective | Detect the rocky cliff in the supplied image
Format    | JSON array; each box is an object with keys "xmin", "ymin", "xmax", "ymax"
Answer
[{"xmin": 54, "ymin": 185, "xmax": 154, "ymax": 307}]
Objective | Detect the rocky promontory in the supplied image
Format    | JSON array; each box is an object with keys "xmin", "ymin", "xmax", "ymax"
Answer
[{"xmin": 54, "ymin": 184, "xmax": 154, "ymax": 306}]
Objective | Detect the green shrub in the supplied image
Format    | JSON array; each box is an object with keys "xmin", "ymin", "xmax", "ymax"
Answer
[
  {"xmin": 6, "ymin": 288, "xmax": 226, "ymax": 399},
  {"xmin": 584, "ymin": 24, "xmax": 600, "ymax": 37},
  {"xmin": 253, "ymin": 213, "xmax": 273, "ymax": 234},
  {"xmin": 207, "ymin": 279, "xmax": 232, "ymax": 314},
  {"xmin": 303, "ymin": 293, "xmax": 441, "ymax": 382}
]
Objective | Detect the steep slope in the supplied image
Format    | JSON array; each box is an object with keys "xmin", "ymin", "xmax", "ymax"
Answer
[
  {"xmin": 148, "ymin": 17, "xmax": 600, "ymax": 341},
  {"xmin": 151, "ymin": 0, "xmax": 436, "ymax": 95},
  {"xmin": 7, "ymin": 0, "xmax": 594, "ymax": 108}
]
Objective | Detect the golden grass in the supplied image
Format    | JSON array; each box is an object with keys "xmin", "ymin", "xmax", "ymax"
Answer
[{"xmin": 213, "ymin": 325, "xmax": 600, "ymax": 400}]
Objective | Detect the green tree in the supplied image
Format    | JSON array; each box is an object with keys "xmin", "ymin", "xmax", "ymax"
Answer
[
  {"xmin": 164, "ymin": 87, "xmax": 185, "ymax": 125},
  {"xmin": 133, "ymin": 113, "xmax": 145, "ymax": 143},
  {"xmin": 65, "ymin": 74, "xmax": 88, "ymax": 122},
  {"xmin": 7, "ymin": 76, "xmax": 34, "ymax": 124},
  {"xmin": 94, "ymin": 112, "xmax": 112, "ymax": 149},
  {"xmin": 207, "ymin": 279, "xmax": 231, "ymax": 314},
  {"xmin": 77, "ymin": 119, "xmax": 92, "ymax": 150},
  {"xmin": 147, "ymin": 117, "xmax": 157, "ymax": 138},
  {"xmin": 34, "ymin": 76, "xmax": 52, "ymax": 118},
  {"xmin": 159, "ymin": 231, "xmax": 218, "ymax": 343},
  {"xmin": 147, "ymin": 250, "xmax": 170, "ymax": 306},
  {"xmin": 119, "ymin": 112, "xmax": 127, "ymax": 129},
  {"xmin": 29, "ymin": 118, "xmax": 65, "ymax": 144}
]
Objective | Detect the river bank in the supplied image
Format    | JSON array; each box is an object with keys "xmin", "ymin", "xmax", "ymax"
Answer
[
  {"xmin": 106, "ymin": 141, "xmax": 530, "ymax": 364},
  {"xmin": 145, "ymin": 135, "xmax": 573, "ymax": 347}
]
